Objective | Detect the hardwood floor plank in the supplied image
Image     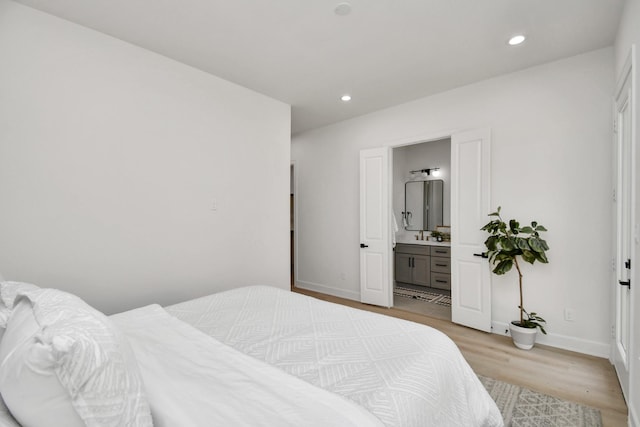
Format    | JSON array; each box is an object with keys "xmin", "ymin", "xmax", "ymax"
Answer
[{"xmin": 293, "ymin": 287, "xmax": 628, "ymax": 427}]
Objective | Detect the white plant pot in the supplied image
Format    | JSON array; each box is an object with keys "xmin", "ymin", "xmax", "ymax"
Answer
[{"xmin": 509, "ymin": 322, "xmax": 538, "ymax": 350}]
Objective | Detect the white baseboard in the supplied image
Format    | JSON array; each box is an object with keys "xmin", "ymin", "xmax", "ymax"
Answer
[
  {"xmin": 630, "ymin": 404, "xmax": 638, "ymax": 427},
  {"xmin": 294, "ymin": 280, "xmax": 361, "ymax": 301},
  {"xmin": 294, "ymin": 282, "xmax": 611, "ymax": 358},
  {"xmin": 491, "ymin": 320, "xmax": 610, "ymax": 358}
]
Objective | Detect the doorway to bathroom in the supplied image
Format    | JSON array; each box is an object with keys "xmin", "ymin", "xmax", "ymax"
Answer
[
  {"xmin": 360, "ymin": 128, "xmax": 491, "ymax": 332},
  {"xmin": 392, "ymin": 138, "xmax": 452, "ymax": 321},
  {"xmin": 388, "ymin": 129, "xmax": 492, "ymax": 332}
]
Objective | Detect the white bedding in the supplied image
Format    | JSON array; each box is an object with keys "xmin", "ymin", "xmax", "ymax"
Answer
[
  {"xmin": 0, "ymin": 285, "xmax": 503, "ymax": 427},
  {"xmin": 166, "ymin": 286, "xmax": 503, "ymax": 427},
  {"xmin": 110, "ymin": 304, "xmax": 383, "ymax": 427}
]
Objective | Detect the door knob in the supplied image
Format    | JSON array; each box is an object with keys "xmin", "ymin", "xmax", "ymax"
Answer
[
  {"xmin": 360, "ymin": 243, "xmax": 369, "ymax": 248},
  {"xmin": 473, "ymin": 252, "xmax": 488, "ymax": 258}
]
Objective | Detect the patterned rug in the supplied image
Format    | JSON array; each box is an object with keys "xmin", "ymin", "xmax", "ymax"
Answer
[
  {"xmin": 393, "ymin": 286, "xmax": 451, "ymax": 307},
  {"xmin": 479, "ymin": 375, "xmax": 602, "ymax": 427}
]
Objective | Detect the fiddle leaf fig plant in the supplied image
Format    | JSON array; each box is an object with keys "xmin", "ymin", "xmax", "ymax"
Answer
[{"xmin": 481, "ymin": 206, "xmax": 549, "ymax": 333}]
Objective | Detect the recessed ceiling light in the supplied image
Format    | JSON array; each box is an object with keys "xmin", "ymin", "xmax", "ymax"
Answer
[
  {"xmin": 508, "ymin": 35, "xmax": 526, "ymax": 46},
  {"xmin": 334, "ymin": 2, "xmax": 352, "ymax": 16},
  {"xmin": 341, "ymin": 94, "xmax": 352, "ymax": 102}
]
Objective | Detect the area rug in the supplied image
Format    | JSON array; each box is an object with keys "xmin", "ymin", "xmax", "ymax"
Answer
[
  {"xmin": 479, "ymin": 375, "xmax": 602, "ymax": 427},
  {"xmin": 393, "ymin": 286, "xmax": 451, "ymax": 307}
]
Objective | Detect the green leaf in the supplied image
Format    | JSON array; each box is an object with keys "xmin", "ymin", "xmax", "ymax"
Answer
[
  {"xmin": 485, "ymin": 236, "xmax": 498, "ymax": 251},
  {"xmin": 516, "ymin": 238, "xmax": 531, "ymax": 251},
  {"xmin": 539, "ymin": 239, "xmax": 549, "ymax": 251},
  {"xmin": 493, "ymin": 259, "xmax": 513, "ymax": 275},
  {"xmin": 536, "ymin": 251, "xmax": 549, "ymax": 263},
  {"xmin": 535, "ymin": 225, "xmax": 548, "ymax": 232},
  {"xmin": 520, "ymin": 226, "xmax": 534, "ymax": 234},
  {"xmin": 500, "ymin": 237, "xmax": 517, "ymax": 251},
  {"xmin": 521, "ymin": 250, "xmax": 536, "ymax": 264},
  {"xmin": 528, "ymin": 237, "xmax": 545, "ymax": 253},
  {"xmin": 531, "ymin": 221, "xmax": 538, "ymax": 228}
]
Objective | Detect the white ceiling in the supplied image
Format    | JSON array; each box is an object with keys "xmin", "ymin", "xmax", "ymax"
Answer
[{"xmin": 16, "ymin": 0, "xmax": 625, "ymax": 134}]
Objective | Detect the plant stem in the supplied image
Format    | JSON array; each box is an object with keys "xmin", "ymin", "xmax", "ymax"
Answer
[{"xmin": 513, "ymin": 256, "xmax": 524, "ymax": 324}]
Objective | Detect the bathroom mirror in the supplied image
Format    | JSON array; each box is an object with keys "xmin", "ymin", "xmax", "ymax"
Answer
[{"xmin": 404, "ymin": 180, "xmax": 443, "ymax": 231}]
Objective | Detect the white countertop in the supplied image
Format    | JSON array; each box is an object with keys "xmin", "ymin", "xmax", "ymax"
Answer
[{"xmin": 395, "ymin": 238, "xmax": 451, "ymax": 247}]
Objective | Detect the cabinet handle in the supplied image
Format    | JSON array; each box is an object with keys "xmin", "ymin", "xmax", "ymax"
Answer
[
  {"xmin": 408, "ymin": 258, "xmax": 411, "ymax": 268},
  {"xmin": 435, "ymin": 263, "xmax": 447, "ymax": 267},
  {"xmin": 412, "ymin": 257, "xmax": 415, "ymax": 268},
  {"xmin": 435, "ymin": 279, "xmax": 448, "ymax": 283}
]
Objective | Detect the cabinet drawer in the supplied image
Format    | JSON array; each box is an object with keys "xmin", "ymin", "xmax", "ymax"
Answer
[
  {"xmin": 430, "ymin": 246, "xmax": 451, "ymax": 257},
  {"xmin": 395, "ymin": 244, "xmax": 430, "ymax": 256},
  {"xmin": 431, "ymin": 257, "xmax": 451, "ymax": 273},
  {"xmin": 431, "ymin": 273, "xmax": 451, "ymax": 290}
]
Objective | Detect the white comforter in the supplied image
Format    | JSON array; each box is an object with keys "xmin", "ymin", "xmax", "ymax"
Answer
[
  {"xmin": 166, "ymin": 286, "xmax": 503, "ymax": 427},
  {"xmin": 111, "ymin": 304, "xmax": 385, "ymax": 427}
]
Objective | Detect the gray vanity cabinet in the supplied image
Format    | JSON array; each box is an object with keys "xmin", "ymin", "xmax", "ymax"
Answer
[
  {"xmin": 430, "ymin": 246, "xmax": 451, "ymax": 290},
  {"xmin": 395, "ymin": 244, "xmax": 451, "ymax": 290},
  {"xmin": 411, "ymin": 254, "xmax": 431, "ymax": 286},
  {"xmin": 395, "ymin": 252, "xmax": 414, "ymax": 284},
  {"xmin": 394, "ymin": 244, "xmax": 430, "ymax": 287}
]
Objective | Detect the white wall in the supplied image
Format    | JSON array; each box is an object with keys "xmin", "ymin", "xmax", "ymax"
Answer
[
  {"xmin": 615, "ymin": 0, "xmax": 640, "ymax": 424},
  {"xmin": 0, "ymin": 0, "xmax": 291, "ymax": 314},
  {"xmin": 292, "ymin": 48, "xmax": 614, "ymax": 357}
]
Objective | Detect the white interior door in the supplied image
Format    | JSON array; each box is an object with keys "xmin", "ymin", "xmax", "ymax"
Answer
[
  {"xmin": 451, "ymin": 128, "xmax": 492, "ymax": 332},
  {"xmin": 613, "ymin": 50, "xmax": 634, "ymax": 402},
  {"xmin": 359, "ymin": 147, "xmax": 392, "ymax": 307}
]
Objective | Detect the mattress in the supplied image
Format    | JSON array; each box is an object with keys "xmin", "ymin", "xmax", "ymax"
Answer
[{"xmin": 165, "ymin": 285, "xmax": 503, "ymax": 427}]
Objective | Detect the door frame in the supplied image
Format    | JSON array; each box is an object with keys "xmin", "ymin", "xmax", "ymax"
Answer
[
  {"xmin": 290, "ymin": 161, "xmax": 298, "ymax": 289},
  {"xmin": 386, "ymin": 128, "xmax": 492, "ymax": 333}
]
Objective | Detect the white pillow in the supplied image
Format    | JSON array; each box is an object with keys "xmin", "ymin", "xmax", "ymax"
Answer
[
  {"xmin": 0, "ymin": 281, "xmax": 40, "ymax": 340},
  {"xmin": 0, "ymin": 288, "xmax": 153, "ymax": 427}
]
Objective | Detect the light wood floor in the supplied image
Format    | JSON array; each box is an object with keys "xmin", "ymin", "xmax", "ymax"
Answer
[{"xmin": 293, "ymin": 287, "xmax": 628, "ymax": 427}]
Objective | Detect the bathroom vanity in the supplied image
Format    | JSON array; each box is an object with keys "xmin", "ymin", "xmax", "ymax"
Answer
[{"xmin": 394, "ymin": 242, "xmax": 451, "ymax": 290}]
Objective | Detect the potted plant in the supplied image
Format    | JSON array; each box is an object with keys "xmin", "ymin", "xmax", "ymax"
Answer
[
  {"xmin": 429, "ymin": 230, "xmax": 444, "ymax": 241},
  {"xmin": 481, "ymin": 206, "xmax": 550, "ymax": 350}
]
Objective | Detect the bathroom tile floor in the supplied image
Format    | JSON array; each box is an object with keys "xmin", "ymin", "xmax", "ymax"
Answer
[{"xmin": 393, "ymin": 284, "xmax": 451, "ymax": 321}]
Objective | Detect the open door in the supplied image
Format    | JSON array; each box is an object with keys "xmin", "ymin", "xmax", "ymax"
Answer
[
  {"xmin": 359, "ymin": 147, "xmax": 392, "ymax": 307},
  {"xmin": 612, "ymin": 48, "xmax": 634, "ymax": 403},
  {"xmin": 451, "ymin": 128, "xmax": 492, "ymax": 332}
]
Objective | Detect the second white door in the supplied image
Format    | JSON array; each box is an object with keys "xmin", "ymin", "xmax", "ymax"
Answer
[{"xmin": 450, "ymin": 128, "xmax": 492, "ymax": 332}]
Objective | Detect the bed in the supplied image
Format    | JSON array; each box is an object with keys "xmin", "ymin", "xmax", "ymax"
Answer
[{"xmin": 0, "ymin": 282, "xmax": 503, "ymax": 427}]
